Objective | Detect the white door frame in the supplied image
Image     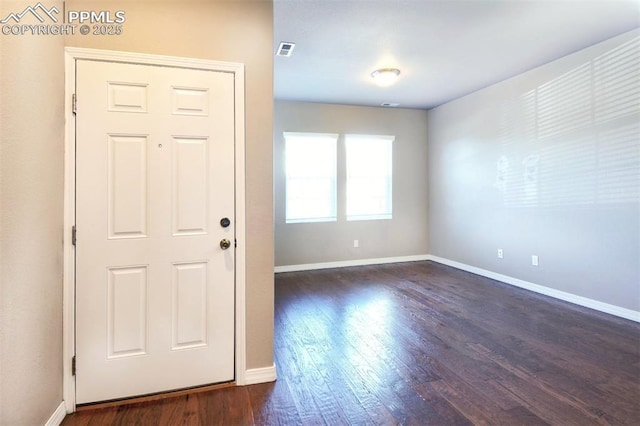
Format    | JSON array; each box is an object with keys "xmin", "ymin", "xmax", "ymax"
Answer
[{"xmin": 63, "ymin": 47, "xmax": 247, "ymax": 412}]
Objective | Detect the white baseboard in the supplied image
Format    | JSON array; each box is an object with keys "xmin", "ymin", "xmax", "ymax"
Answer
[
  {"xmin": 243, "ymin": 364, "xmax": 277, "ymax": 385},
  {"xmin": 45, "ymin": 401, "xmax": 67, "ymax": 426},
  {"xmin": 428, "ymin": 255, "xmax": 640, "ymax": 323},
  {"xmin": 275, "ymin": 254, "xmax": 431, "ymax": 273},
  {"xmin": 275, "ymin": 253, "xmax": 639, "ymax": 322}
]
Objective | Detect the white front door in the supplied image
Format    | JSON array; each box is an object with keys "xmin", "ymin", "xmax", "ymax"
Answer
[{"xmin": 75, "ymin": 59, "xmax": 236, "ymax": 404}]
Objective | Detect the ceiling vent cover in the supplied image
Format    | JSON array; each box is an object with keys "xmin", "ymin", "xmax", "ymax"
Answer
[{"xmin": 277, "ymin": 42, "xmax": 296, "ymax": 57}]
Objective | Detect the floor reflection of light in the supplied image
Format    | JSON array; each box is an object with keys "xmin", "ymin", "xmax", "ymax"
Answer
[
  {"xmin": 342, "ymin": 295, "xmax": 392, "ymax": 379},
  {"xmin": 279, "ymin": 286, "xmax": 400, "ymax": 394}
]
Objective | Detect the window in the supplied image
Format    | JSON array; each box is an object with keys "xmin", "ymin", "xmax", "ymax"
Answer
[
  {"xmin": 285, "ymin": 132, "xmax": 338, "ymax": 223},
  {"xmin": 346, "ymin": 134, "xmax": 394, "ymax": 221}
]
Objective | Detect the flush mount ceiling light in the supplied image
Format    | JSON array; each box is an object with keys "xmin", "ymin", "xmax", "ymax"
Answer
[{"xmin": 371, "ymin": 68, "xmax": 400, "ymax": 87}]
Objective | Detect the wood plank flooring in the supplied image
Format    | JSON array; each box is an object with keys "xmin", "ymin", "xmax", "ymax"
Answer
[{"xmin": 62, "ymin": 261, "xmax": 640, "ymax": 425}]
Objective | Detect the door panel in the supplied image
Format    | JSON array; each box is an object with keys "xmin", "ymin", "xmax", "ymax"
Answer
[
  {"xmin": 108, "ymin": 134, "xmax": 148, "ymax": 238},
  {"xmin": 172, "ymin": 136, "xmax": 209, "ymax": 235},
  {"xmin": 75, "ymin": 60, "xmax": 235, "ymax": 404},
  {"xmin": 107, "ymin": 266, "xmax": 148, "ymax": 358},
  {"xmin": 171, "ymin": 262, "xmax": 208, "ymax": 349}
]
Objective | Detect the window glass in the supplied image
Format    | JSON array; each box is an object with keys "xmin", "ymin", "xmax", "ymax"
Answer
[
  {"xmin": 285, "ymin": 132, "xmax": 338, "ymax": 223},
  {"xmin": 346, "ymin": 134, "xmax": 394, "ymax": 221}
]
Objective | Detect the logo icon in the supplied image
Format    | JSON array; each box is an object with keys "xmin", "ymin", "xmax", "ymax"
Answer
[{"xmin": 1, "ymin": 2, "xmax": 59, "ymax": 24}]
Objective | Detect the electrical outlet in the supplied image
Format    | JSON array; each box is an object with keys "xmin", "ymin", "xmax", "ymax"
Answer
[
  {"xmin": 497, "ymin": 249, "xmax": 503, "ymax": 259},
  {"xmin": 354, "ymin": 240, "xmax": 359, "ymax": 248},
  {"xmin": 532, "ymin": 255, "xmax": 539, "ymax": 266}
]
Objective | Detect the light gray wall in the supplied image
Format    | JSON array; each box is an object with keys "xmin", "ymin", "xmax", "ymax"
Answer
[
  {"xmin": 428, "ymin": 29, "xmax": 640, "ymax": 312},
  {"xmin": 275, "ymin": 101, "xmax": 429, "ymax": 266}
]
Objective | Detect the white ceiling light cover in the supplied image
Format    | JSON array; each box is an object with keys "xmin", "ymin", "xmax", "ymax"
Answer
[{"xmin": 371, "ymin": 68, "xmax": 401, "ymax": 87}]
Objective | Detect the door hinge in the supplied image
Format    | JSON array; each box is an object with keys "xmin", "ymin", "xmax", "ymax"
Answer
[
  {"xmin": 72, "ymin": 94, "xmax": 77, "ymax": 115},
  {"xmin": 71, "ymin": 356, "xmax": 76, "ymax": 376},
  {"xmin": 72, "ymin": 225, "xmax": 77, "ymax": 246}
]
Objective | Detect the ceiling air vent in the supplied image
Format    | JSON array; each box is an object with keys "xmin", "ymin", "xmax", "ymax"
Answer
[
  {"xmin": 381, "ymin": 103, "xmax": 400, "ymax": 107},
  {"xmin": 277, "ymin": 42, "xmax": 296, "ymax": 57}
]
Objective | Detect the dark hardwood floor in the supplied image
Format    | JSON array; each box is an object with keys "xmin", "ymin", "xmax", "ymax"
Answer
[{"xmin": 63, "ymin": 261, "xmax": 640, "ymax": 425}]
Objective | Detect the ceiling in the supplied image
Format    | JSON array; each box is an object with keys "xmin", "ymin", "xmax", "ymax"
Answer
[{"xmin": 274, "ymin": 0, "xmax": 640, "ymax": 110}]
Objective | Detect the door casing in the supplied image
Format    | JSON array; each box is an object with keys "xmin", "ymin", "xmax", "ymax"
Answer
[{"xmin": 62, "ymin": 47, "xmax": 247, "ymax": 412}]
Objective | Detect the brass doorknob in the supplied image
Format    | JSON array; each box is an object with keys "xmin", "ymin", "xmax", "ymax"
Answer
[{"xmin": 220, "ymin": 239, "xmax": 231, "ymax": 250}]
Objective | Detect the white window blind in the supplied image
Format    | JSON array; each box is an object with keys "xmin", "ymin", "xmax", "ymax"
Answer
[
  {"xmin": 346, "ymin": 134, "xmax": 394, "ymax": 221},
  {"xmin": 285, "ymin": 132, "xmax": 338, "ymax": 223}
]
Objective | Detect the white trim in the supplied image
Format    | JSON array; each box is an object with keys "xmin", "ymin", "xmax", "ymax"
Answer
[
  {"xmin": 63, "ymin": 47, "xmax": 247, "ymax": 408},
  {"xmin": 274, "ymin": 254, "xmax": 430, "ymax": 273},
  {"xmin": 275, "ymin": 254, "xmax": 639, "ymax": 322},
  {"xmin": 45, "ymin": 402, "xmax": 67, "ymax": 426},
  {"xmin": 243, "ymin": 364, "xmax": 277, "ymax": 385},
  {"xmin": 62, "ymin": 47, "xmax": 244, "ymax": 73},
  {"xmin": 427, "ymin": 255, "xmax": 640, "ymax": 323},
  {"xmin": 62, "ymin": 48, "xmax": 77, "ymax": 413},
  {"xmin": 233, "ymin": 60, "xmax": 248, "ymax": 386}
]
